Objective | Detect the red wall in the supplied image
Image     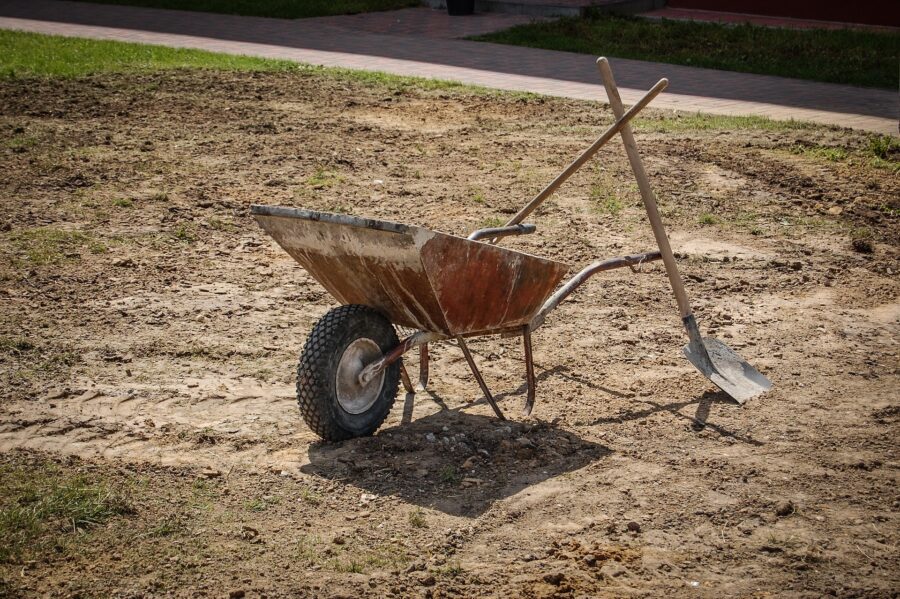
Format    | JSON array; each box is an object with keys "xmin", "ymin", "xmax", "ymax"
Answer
[{"xmin": 668, "ymin": 0, "xmax": 900, "ymax": 27}]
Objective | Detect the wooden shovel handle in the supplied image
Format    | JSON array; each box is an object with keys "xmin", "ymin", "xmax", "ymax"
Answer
[
  {"xmin": 596, "ymin": 57, "xmax": 694, "ymax": 321},
  {"xmin": 503, "ymin": 77, "xmax": 668, "ymax": 229}
]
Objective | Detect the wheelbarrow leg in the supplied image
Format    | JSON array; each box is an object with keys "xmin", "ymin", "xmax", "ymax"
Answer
[
  {"xmin": 456, "ymin": 336, "xmax": 506, "ymax": 420},
  {"xmin": 522, "ymin": 325, "xmax": 537, "ymax": 417},
  {"xmin": 417, "ymin": 344, "xmax": 429, "ymax": 392},
  {"xmin": 399, "ymin": 360, "xmax": 415, "ymax": 394}
]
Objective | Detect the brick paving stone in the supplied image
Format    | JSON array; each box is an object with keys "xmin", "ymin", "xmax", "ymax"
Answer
[{"xmin": 0, "ymin": 0, "xmax": 895, "ymax": 135}]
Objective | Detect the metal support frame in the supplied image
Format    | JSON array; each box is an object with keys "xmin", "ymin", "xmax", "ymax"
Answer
[{"xmin": 456, "ymin": 336, "xmax": 506, "ymax": 420}]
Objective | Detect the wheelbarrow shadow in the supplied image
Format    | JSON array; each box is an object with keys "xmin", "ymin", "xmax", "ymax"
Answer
[{"xmin": 301, "ymin": 410, "xmax": 610, "ymax": 517}]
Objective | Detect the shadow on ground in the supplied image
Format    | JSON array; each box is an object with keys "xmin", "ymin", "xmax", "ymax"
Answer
[{"xmin": 301, "ymin": 408, "xmax": 610, "ymax": 517}]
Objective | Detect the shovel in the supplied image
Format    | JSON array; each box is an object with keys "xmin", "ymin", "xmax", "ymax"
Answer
[{"xmin": 597, "ymin": 58, "xmax": 772, "ymax": 404}]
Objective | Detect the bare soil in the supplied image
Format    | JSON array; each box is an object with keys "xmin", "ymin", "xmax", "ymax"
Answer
[{"xmin": 1, "ymin": 70, "xmax": 898, "ymax": 598}]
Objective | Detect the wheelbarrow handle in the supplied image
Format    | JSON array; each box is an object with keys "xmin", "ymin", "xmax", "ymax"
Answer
[
  {"xmin": 468, "ymin": 223, "xmax": 536, "ymax": 241},
  {"xmin": 502, "ymin": 76, "xmax": 669, "ymax": 231},
  {"xmin": 596, "ymin": 57, "xmax": 693, "ymax": 321}
]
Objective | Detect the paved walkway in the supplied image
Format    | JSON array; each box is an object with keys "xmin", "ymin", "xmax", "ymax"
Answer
[{"xmin": 0, "ymin": 0, "xmax": 896, "ymax": 135}]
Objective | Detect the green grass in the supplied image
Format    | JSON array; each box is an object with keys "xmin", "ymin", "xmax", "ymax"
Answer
[
  {"xmin": 0, "ymin": 29, "xmax": 303, "ymax": 78},
  {"xmin": 0, "ymin": 460, "xmax": 131, "ymax": 563},
  {"xmin": 698, "ymin": 212, "xmax": 719, "ymax": 226},
  {"xmin": 68, "ymin": 0, "xmax": 419, "ymax": 19},
  {"xmin": 790, "ymin": 135, "xmax": 900, "ymax": 173},
  {"xmin": 634, "ymin": 112, "xmax": 813, "ymax": 133},
  {"xmin": 473, "ymin": 13, "xmax": 900, "ymax": 89},
  {"xmin": 5, "ymin": 227, "xmax": 106, "ymax": 265}
]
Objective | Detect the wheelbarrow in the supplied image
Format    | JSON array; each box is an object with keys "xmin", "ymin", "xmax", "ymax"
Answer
[{"xmin": 251, "ymin": 59, "xmax": 772, "ymax": 442}]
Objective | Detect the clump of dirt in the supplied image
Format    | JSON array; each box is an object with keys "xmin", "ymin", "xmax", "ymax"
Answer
[{"xmin": 0, "ymin": 69, "xmax": 897, "ymax": 597}]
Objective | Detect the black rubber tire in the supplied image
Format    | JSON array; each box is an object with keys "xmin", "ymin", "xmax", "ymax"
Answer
[{"xmin": 296, "ymin": 305, "xmax": 400, "ymax": 442}]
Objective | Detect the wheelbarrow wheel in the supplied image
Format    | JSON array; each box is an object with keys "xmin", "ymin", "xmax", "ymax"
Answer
[{"xmin": 297, "ymin": 304, "xmax": 400, "ymax": 442}]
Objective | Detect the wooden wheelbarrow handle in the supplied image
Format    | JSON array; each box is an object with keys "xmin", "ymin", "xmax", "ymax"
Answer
[{"xmin": 502, "ymin": 76, "xmax": 668, "ymax": 230}]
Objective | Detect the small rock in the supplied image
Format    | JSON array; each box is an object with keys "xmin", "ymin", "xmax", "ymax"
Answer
[
  {"xmin": 229, "ymin": 591, "xmax": 245, "ymax": 599},
  {"xmin": 775, "ymin": 500, "xmax": 795, "ymax": 517},
  {"xmin": 113, "ymin": 257, "xmax": 136, "ymax": 268},
  {"xmin": 425, "ymin": 432, "xmax": 437, "ymax": 443},
  {"xmin": 199, "ymin": 468, "xmax": 221, "ymax": 479},
  {"xmin": 332, "ymin": 535, "xmax": 346, "ymax": 545},
  {"xmin": 542, "ymin": 572, "xmax": 564, "ymax": 585},
  {"xmin": 626, "ymin": 521, "xmax": 642, "ymax": 533},
  {"xmin": 582, "ymin": 554, "xmax": 598, "ymax": 567},
  {"xmin": 461, "ymin": 456, "xmax": 477, "ymax": 470},
  {"xmin": 852, "ymin": 238, "xmax": 873, "ymax": 254},
  {"xmin": 418, "ymin": 574, "xmax": 436, "ymax": 587},
  {"xmin": 600, "ymin": 562, "xmax": 627, "ymax": 578}
]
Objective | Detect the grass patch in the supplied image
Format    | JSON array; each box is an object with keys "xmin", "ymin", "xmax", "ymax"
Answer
[
  {"xmin": 791, "ymin": 144, "xmax": 848, "ymax": 162},
  {"xmin": 408, "ymin": 508, "xmax": 427, "ymax": 529},
  {"xmin": 112, "ymin": 197, "xmax": 134, "ymax": 208},
  {"xmin": 635, "ymin": 112, "xmax": 812, "ymax": 133},
  {"xmin": 67, "ymin": 0, "xmax": 420, "ymax": 19},
  {"xmin": 0, "ymin": 459, "xmax": 131, "ymax": 563},
  {"xmin": 439, "ymin": 465, "xmax": 460, "ymax": 485},
  {"xmin": 304, "ymin": 166, "xmax": 344, "ymax": 189},
  {"xmin": 171, "ymin": 223, "xmax": 196, "ymax": 243},
  {"xmin": 473, "ymin": 13, "xmax": 900, "ymax": 89},
  {"xmin": 0, "ymin": 29, "xmax": 303, "ymax": 78},
  {"xmin": 0, "ymin": 29, "xmax": 509, "ymax": 96},
  {"xmin": 698, "ymin": 213, "xmax": 719, "ymax": 226},
  {"xmin": 5, "ymin": 227, "xmax": 106, "ymax": 266},
  {"xmin": 478, "ymin": 216, "xmax": 505, "ymax": 228},
  {"xmin": 0, "ymin": 337, "xmax": 80, "ymax": 390},
  {"xmin": 789, "ymin": 136, "xmax": 899, "ymax": 173}
]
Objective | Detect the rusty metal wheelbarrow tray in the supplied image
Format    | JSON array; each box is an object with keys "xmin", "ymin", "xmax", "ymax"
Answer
[{"xmin": 251, "ymin": 205, "xmax": 569, "ymax": 337}]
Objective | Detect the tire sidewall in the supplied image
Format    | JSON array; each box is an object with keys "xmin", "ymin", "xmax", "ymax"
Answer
[{"xmin": 319, "ymin": 309, "xmax": 399, "ymax": 438}]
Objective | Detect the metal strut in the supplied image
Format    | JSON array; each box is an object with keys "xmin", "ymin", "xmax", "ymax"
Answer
[
  {"xmin": 456, "ymin": 336, "xmax": 506, "ymax": 420},
  {"xmin": 522, "ymin": 325, "xmax": 536, "ymax": 416}
]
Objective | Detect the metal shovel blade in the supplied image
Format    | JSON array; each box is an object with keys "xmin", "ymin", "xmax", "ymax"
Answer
[{"xmin": 683, "ymin": 337, "xmax": 773, "ymax": 404}]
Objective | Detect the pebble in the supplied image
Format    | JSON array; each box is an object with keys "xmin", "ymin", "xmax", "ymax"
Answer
[
  {"xmin": 775, "ymin": 500, "xmax": 795, "ymax": 517},
  {"xmin": 542, "ymin": 573, "xmax": 564, "ymax": 585},
  {"xmin": 626, "ymin": 521, "xmax": 642, "ymax": 533}
]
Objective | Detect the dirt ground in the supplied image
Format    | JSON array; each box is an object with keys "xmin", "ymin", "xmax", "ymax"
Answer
[{"xmin": 0, "ymin": 69, "xmax": 897, "ymax": 598}]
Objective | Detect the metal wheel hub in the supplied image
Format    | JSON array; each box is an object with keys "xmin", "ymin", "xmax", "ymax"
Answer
[{"xmin": 335, "ymin": 338, "xmax": 385, "ymax": 414}]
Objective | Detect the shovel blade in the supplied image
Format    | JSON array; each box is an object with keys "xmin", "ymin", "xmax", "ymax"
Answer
[{"xmin": 683, "ymin": 337, "xmax": 772, "ymax": 404}]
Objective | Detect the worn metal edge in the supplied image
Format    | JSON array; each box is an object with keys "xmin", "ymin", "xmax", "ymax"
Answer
[{"xmin": 250, "ymin": 205, "xmax": 411, "ymax": 235}]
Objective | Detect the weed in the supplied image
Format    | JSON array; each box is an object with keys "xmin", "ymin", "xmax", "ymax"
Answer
[
  {"xmin": 7, "ymin": 227, "xmax": 106, "ymax": 266},
  {"xmin": 0, "ymin": 461, "xmax": 131, "ymax": 563},
  {"xmin": 479, "ymin": 216, "xmax": 504, "ymax": 228},
  {"xmin": 245, "ymin": 498, "xmax": 268, "ymax": 512},
  {"xmin": 296, "ymin": 534, "xmax": 321, "ymax": 564},
  {"xmin": 147, "ymin": 515, "xmax": 184, "ymax": 537},
  {"xmin": 408, "ymin": 508, "xmax": 426, "ymax": 529},
  {"xmin": 698, "ymin": 213, "xmax": 719, "ymax": 226},
  {"xmin": 171, "ymin": 224, "xmax": 196, "ymax": 243},
  {"xmin": 439, "ymin": 465, "xmax": 460, "ymax": 485},
  {"xmin": 150, "ymin": 191, "xmax": 169, "ymax": 202},
  {"xmin": 206, "ymin": 217, "xmax": 234, "ymax": 231},
  {"xmin": 471, "ymin": 188, "xmax": 486, "ymax": 205},
  {"xmin": 791, "ymin": 144, "xmax": 848, "ymax": 162},
  {"xmin": 305, "ymin": 166, "xmax": 344, "ymax": 189},
  {"xmin": 435, "ymin": 561, "xmax": 464, "ymax": 577},
  {"xmin": 0, "ymin": 337, "xmax": 35, "ymax": 353},
  {"xmin": 112, "ymin": 198, "xmax": 133, "ymax": 208},
  {"xmin": 299, "ymin": 487, "xmax": 323, "ymax": 505}
]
